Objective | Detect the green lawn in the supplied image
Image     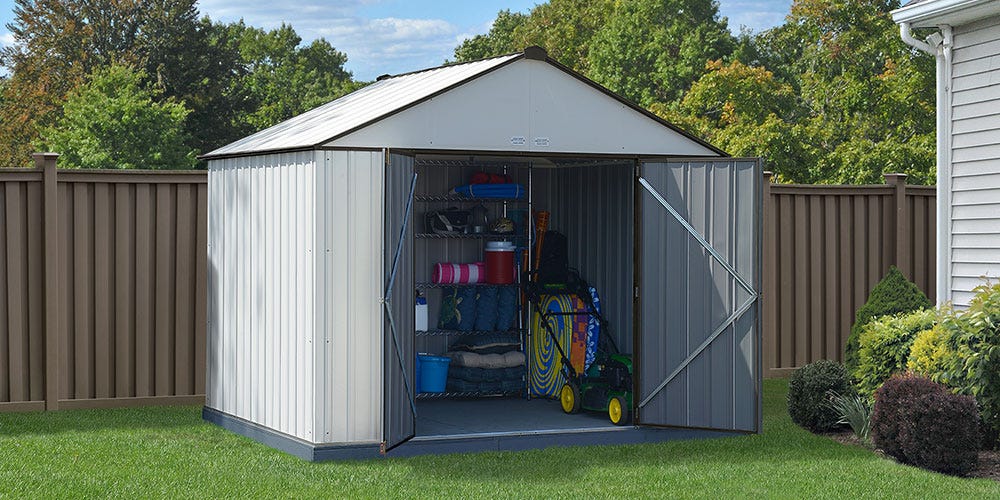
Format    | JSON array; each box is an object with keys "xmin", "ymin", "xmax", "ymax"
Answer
[{"xmin": 1, "ymin": 380, "xmax": 996, "ymax": 498}]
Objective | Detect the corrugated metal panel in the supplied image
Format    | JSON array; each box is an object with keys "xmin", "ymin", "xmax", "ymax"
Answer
[
  {"xmin": 637, "ymin": 159, "xmax": 760, "ymax": 432},
  {"xmin": 328, "ymin": 60, "xmax": 719, "ymax": 157},
  {"xmin": 313, "ymin": 150, "xmax": 385, "ymax": 444},
  {"xmin": 950, "ymin": 17, "xmax": 1000, "ymax": 307},
  {"xmin": 535, "ymin": 163, "xmax": 635, "ymax": 351},
  {"xmin": 383, "ymin": 153, "xmax": 415, "ymax": 449},
  {"xmin": 207, "ymin": 151, "xmax": 317, "ymax": 442},
  {"xmin": 204, "ymin": 55, "xmax": 520, "ymax": 158}
]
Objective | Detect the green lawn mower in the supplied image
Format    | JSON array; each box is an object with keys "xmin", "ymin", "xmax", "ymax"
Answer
[
  {"xmin": 524, "ymin": 269, "xmax": 634, "ymax": 426},
  {"xmin": 559, "ymin": 352, "xmax": 633, "ymax": 425}
]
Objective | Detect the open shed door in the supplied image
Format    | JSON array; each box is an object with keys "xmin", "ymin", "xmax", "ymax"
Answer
[
  {"xmin": 635, "ymin": 159, "xmax": 761, "ymax": 433},
  {"xmin": 383, "ymin": 152, "xmax": 416, "ymax": 451}
]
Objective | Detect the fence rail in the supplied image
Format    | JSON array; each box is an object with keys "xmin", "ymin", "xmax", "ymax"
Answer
[
  {"xmin": 0, "ymin": 159, "xmax": 937, "ymax": 412},
  {"xmin": 0, "ymin": 154, "xmax": 206, "ymax": 411},
  {"xmin": 762, "ymin": 173, "xmax": 936, "ymax": 377}
]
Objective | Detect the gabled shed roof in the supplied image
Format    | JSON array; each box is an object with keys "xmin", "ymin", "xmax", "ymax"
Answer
[{"xmin": 203, "ymin": 48, "xmax": 724, "ymax": 159}]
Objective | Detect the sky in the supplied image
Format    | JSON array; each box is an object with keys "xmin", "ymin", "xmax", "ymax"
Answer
[{"xmin": 0, "ymin": 0, "xmax": 793, "ymax": 81}]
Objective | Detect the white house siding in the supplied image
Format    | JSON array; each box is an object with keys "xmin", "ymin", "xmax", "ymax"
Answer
[
  {"xmin": 207, "ymin": 151, "xmax": 318, "ymax": 442},
  {"xmin": 950, "ymin": 15, "xmax": 1000, "ymax": 306}
]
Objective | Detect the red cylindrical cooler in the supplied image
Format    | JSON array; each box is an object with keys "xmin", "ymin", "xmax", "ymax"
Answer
[{"xmin": 484, "ymin": 241, "xmax": 516, "ymax": 284}]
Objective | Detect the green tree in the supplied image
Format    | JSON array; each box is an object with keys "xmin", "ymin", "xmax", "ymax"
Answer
[
  {"xmin": 38, "ymin": 65, "xmax": 196, "ymax": 170},
  {"xmin": 748, "ymin": 0, "xmax": 936, "ymax": 184},
  {"xmin": 223, "ymin": 22, "xmax": 356, "ymax": 130},
  {"xmin": 666, "ymin": 59, "xmax": 817, "ymax": 181},
  {"xmin": 587, "ymin": 0, "xmax": 735, "ymax": 107},
  {"xmin": 511, "ymin": 0, "xmax": 615, "ymax": 73},
  {"xmin": 0, "ymin": 0, "xmax": 248, "ymax": 164},
  {"xmin": 453, "ymin": 10, "xmax": 529, "ymax": 62}
]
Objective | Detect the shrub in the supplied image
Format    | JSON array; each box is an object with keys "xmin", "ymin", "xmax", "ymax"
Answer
[
  {"xmin": 871, "ymin": 374, "xmax": 946, "ymax": 461},
  {"xmin": 898, "ymin": 390, "xmax": 980, "ymax": 475},
  {"xmin": 907, "ymin": 323, "xmax": 957, "ymax": 381},
  {"xmin": 827, "ymin": 391, "xmax": 873, "ymax": 446},
  {"xmin": 854, "ymin": 309, "xmax": 936, "ymax": 397},
  {"xmin": 940, "ymin": 283, "xmax": 1000, "ymax": 443},
  {"xmin": 788, "ymin": 360, "xmax": 851, "ymax": 432},
  {"xmin": 845, "ymin": 266, "xmax": 931, "ymax": 375}
]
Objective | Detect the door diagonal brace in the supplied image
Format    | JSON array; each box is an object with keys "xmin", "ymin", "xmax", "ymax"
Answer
[
  {"xmin": 638, "ymin": 295, "xmax": 756, "ymax": 408},
  {"xmin": 636, "ymin": 175, "xmax": 759, "ymax": 409},
  {"xmin": 638, "ymin": 177, "xmax": 755, "ymax": 296},
  {"xmin": 383, "ymin": 171, "xmax": 418, "ymax": 417}
]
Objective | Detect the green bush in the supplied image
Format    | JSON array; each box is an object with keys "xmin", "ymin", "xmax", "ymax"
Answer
[
  {"xmin": 845, "ymin": 266, "xmax": 932, "ymax": 376},
  {"xmin": 854, "ymin": 308, "xmax": 936, "ymax": 397},
  {"xmin": 788, "ymin": 360, "xmax": 852, "ymax": 432},
  {"xmin": 907, "ymin": 323, "xmax": 957, "ymax": 381},
  {"xmin": 939, "ymin": 283, "xmax": 1000, "ymax": 444}
]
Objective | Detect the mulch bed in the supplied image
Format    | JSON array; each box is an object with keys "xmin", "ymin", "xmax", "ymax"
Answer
[{"xmin": 820, "ymin": 429, "xmax": 1000, "ymax": 481}]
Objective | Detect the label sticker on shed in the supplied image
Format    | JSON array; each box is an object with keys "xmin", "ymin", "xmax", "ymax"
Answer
[
  {"xmin": 510, "ymin": 136, "xmax": 526, "ymax": 146},
  {"xmin": 534, "ymin": 137, "xmax": 550, "ymax": 147}
]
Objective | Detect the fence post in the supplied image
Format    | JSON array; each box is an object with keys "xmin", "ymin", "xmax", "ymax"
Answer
[
  {"xmin": 762, "ymin": 171, "xmax": 774, "ymax": 377},
  {"xmin": 885, "ymin": 173, "xmax": 910, "ymax": 277},
  {"xmin": 34, "ymin": 152, "xmax": 59, "ymax": 411}
]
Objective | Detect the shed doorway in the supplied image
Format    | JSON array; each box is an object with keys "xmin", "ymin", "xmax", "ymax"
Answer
[{"xmin": 384, "ymin": 152, "xmax": 760, "ymax": 453}]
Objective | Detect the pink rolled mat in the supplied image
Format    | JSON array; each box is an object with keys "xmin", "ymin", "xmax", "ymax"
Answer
[{"xmin": 433, "ymin": 262, "xmax": 486, "ymax": 284}]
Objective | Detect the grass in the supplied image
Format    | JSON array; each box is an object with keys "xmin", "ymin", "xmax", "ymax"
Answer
[{"xmin": 1, "ymin": 379, "xmax": 997, "ymax": 498}]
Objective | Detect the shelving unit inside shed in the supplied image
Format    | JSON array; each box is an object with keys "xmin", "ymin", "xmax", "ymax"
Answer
[{"xmin": 412, "ymin": 158, "xmax": 532, "ymax": 400}]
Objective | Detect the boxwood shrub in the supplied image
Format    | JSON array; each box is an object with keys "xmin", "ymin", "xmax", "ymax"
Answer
[
  {"xmin": 845, "ymin": 266, "xmax": 931, "ymax": 376},
  {"xmin": 788, "ymin": 360, "xmax": 851, "ymax": 432}
]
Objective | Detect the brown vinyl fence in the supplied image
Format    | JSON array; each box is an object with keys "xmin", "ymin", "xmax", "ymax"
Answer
[
  {"xmin": 0, "ymin": 154, "xmax": 206, "ymax": 411},
  {"xmin": 0, "ymin": 156, "xmax": 936, "ymax": 411},
  {"xmin": 762, "ymin": 173, "xmax": 937, "ymax": 377}
]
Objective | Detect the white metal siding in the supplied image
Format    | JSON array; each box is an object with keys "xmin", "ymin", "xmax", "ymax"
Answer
[
  {"xmin": 950, "ymin": 16, "xmax": 1000, "ymax": 306},
  {"xmin": 207, "ymin": 151, "xmax": 317, "ymax": 441},
  {"xmin": 327, "ymin": 60, "xmax": 719, "ymax": 156},
  {"xmin": 313, "ymin": 150, "xmax": 385, "ymax": 444}
]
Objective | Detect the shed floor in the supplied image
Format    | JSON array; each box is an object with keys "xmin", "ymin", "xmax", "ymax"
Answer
[{"xmin": 415, "ymin": 397, "xmax": 618, "ymax": 437}]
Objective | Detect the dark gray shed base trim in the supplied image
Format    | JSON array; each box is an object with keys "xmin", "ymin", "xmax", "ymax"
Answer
[{"xmin": 205, "ymin": 406, "xmax": 738, "ymax": 462}]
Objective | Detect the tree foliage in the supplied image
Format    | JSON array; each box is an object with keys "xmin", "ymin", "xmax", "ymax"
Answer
[
  {"xmin": 454, "ymin": 0, "xmax": 936, "ymax": 184},
  {"xmin": 0, "ymin": 0, "xmax": 355, "ymax": 167},
  {"xmin": 38, "ymin": 65, "xmax": 196, "ymax": 170},
  {"xmin": 223, "ymin": 22, "xmax": 357, "ymax": 130}
]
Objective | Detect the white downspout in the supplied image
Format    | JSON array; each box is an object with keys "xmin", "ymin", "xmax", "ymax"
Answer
[{"xmin": 899, "ymin": 22, "xmax": 953, "ymax": 305}]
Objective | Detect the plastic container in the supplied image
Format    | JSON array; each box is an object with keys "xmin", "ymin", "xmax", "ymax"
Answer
[
  {"xmin": 415, "ymin": 294, "xmax": 428, "ymax": 331},
  {"xmin": 415, "ymin": 354, "xmax": 423, "ymax": 393},
  {"xmin": 485, "ymin": 241, "xmax": 516, "ymax": 284},
  {"xmin": 418, "ymin": 354, "xmax": 451, "ymax": 393}
]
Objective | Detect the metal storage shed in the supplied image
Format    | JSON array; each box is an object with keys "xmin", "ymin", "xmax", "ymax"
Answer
[
  {"xmin": 201, "ymin": 47, "xmax": 762, "ymax": 460},
  {"xmin": 893, "ymin": 0, "xmax": 1000, "ymax": 307}
]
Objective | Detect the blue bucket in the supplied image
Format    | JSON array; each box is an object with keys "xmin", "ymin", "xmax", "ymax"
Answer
[
  {"xmin": 418, "ymin": 355, "xmax": 451, "ymax": 393},
  {"xmin": 415, "ymin": 354, "xmax": 423, "ymax": 393}
]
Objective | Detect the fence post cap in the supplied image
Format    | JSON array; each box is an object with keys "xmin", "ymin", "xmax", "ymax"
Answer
[
  {"xmin": 31, "ymin": 152, "xmax": 60, "ymax": 160},
  {"xmin": 763, "ymin": 171, "xmax": 773, "ymax": 181},
  {"xmin": 884, "ymin": 172, "xmax": 908, "ymax": 184}
]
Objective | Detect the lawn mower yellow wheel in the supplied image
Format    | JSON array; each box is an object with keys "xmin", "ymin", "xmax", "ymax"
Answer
[
  {"xmin": 560, "ymin": 383, "xmax": 580, "ymax": 414},
  {"xmin": 609, "ymin": 396, "xmax": 630, "ymax": 425}
]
